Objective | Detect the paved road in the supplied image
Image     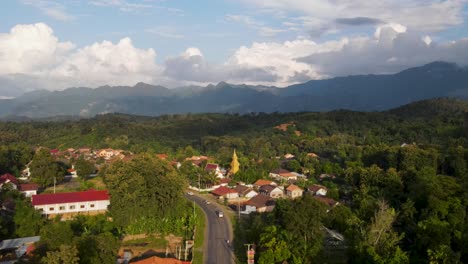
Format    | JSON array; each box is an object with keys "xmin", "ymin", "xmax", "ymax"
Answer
[{"xmin": 185, "ymin": 194, "xmax": 235, "ymax": 264}]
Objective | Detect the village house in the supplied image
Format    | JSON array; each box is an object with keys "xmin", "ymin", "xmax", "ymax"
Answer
[
  {"xmin": 130, "ymin": 256, "xmax": 191, "ymax": 264},
  {"xmin": 156, "ymin": 153, "xmax": 168, "ymax": 160},
  {"xmin": 0, "ymin": 174, "xmax": 19, "ymax": 190},
  {"xmin": 205, "ymin": 163, "xmax": 224, "ymax": 179},
  {"xmin": 19, "ymin": 184, "xmax": 39, "ymax": 197},
  {"xmin": 234, "ymin": 185, "xmax": 258, "ymax": 199},
  {"xmin": 98, "ymin": 148, "xmax": 118, "ymax": 159},
  {"xmin": 313, "ymin": 196, "xmax": 339, "ymax": 210},
  {"xmin": 259, "ymin": 185, "xmax": 284, "ymax": 199},
  {"xmin": 252, "ymin": 179, "xmax": 277, "ymax": 189},
  {"xmin": 243, "ymin": 194, "xmax": 276, "ymax": 214},
  {"xmin": 211, "ymin": 186, "xmax": 239, "ymax": 200},
  {"xmin": 31, "ymin": 190, "xmax": 110, "ymax": 218},
  {"xmin": 286, "ymin": 184, "xmax": 303, "ymax": 199},
  {"xmin": 308, "ymin": 184, "xmax": 328, "ymax": 196},
  {"xmin": 269, "ymin": 168, "xmax": 298, "ymax": 182},
  {"xmin": 0, "ymin": 236, "xmax": 40, "ymax": 262},
  {"xmin": 185, "ymin": 155, "xmax": 210, "ymax": 166},
  {"xmin": 67, "ymin": 167, "xmax": 78, "ymax": 178},
  {"xmin": 219, "ymin": 178, "xmax": 231, "ymax": 186},
  {"xmin": 307, "ymin": 152, "xmax": 320, "ymax": 159},
  {"xmin": 319, "ymin": 174, "xmax": 336, "ymax": 180},
  {"xmin": 78, "ymin": 147, "xmax": 91, "ymax": 154}
]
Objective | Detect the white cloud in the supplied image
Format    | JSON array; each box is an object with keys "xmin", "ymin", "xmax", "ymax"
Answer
[
  {"xmin": 0, "ymin": 23, "xmax": 75, "ymax": 75},
  {"xmin": 297, "ymin": 25, "xmax": 468, "ymax": 77},
  {"xmin": 51, "ymin": 38, "xmax": 159, "ymax": 87},
  {"xmin": 225, "ymin": 14, "xmax": 285, "ymax": 37},
  {"xmin": 145, "ymin": 26, "xmax": 184, "ymax": 39},
  {"xmin": 163, "ymin": 48, "xmax": 278, "ymax": 84},
  {"xmin": 0, "ymin": 23, "xmax": 160, "ymax": 93},
  {"xmin": 241, "ymin": 0, "xmax": 467, "ymax": 34},
  {"xmin": 89, "ymin": 0, "xmax": 152, "ymax": 12},
  {"xmin": 1, "ymin": 22, "xmax": 468, "ymax": 97},
  {"xmin": 21, "ymin": 0, "xmax": 75, "ymax": 21}
]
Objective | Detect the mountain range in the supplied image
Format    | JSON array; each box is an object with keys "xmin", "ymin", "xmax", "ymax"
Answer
[{"xmin": 0, "ymin": 61, "xmax": 467, "ymax": 119}]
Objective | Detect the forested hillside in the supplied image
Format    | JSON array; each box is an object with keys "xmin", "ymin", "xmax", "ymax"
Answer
[
  {"xmin": 0, "ymin": 98, "xmax": 467, "ymax": 263},
  {"xmin": 1, "ymin": 62, "xmax": 467, "ymax": 118}
]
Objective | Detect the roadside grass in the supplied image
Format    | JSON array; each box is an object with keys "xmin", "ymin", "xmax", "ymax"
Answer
[
  {"xmin": 192, "ymin": 204, "xmax": 206, "ymax": 264},
  {"xmin": 121, "ymin": 236, "xmax": 168, "ymax": 248}
]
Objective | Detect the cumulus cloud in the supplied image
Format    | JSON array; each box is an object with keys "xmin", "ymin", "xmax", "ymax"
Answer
[
  {"xmin": 298, "ymin": 24, "xmax": 468, "ymax": 77},
  {"xmin": 163, "ymin": 48, "xmax": 278, "ymax": 84},
  {"xmin": 0, "ymin": 23, "xmax": 160, "ymax": 94},
  {"xmin": 0, "ymin": 23, "xmax": 75, "ymax": 75},
  {"xmin": 1, "ymin": 22, "xmax": 468, "ymax": 97}
]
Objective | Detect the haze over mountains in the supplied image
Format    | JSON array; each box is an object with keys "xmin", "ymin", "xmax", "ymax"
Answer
[{"xmin": 0, "ymin": 61, "xmax": 467, "ymax": 119}]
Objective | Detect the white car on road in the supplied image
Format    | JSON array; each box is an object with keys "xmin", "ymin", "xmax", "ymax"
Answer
[{"xmin": 217, "ymin": 211, "xmax": 224, "ymax": 218}]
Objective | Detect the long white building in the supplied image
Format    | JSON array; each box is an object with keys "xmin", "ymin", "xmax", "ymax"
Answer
[{"xmin": 31, "ymin": 190, "xmax": 110, "ymax": 216}]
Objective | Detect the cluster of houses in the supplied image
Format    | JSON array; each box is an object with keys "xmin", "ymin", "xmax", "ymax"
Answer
[
  {"xmin": 49, "ymin": 147, "xmax": 128, "ymax": 161},
  {"xmin": 0, "ymin": 173, "xmax": 39, "ymax": 198},
  {"xmin": 208, "ymin": 167, "xmax": 339, "ymax": 215}
]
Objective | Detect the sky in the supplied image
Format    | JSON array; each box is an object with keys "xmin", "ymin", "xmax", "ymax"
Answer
[{"xmin": 1, "ymin": 0, "xmax": 468, "ymax": 97}]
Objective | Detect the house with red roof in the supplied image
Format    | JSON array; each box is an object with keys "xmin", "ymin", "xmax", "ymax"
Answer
[
  {"xmin": 286, "ymin": 184, "xmax": 303, "ymax": 199},
  {"xmin": 308, "ymin": 184, "xmax": 328, "ymax": 196},
  {"xmin": 205, "ymin": 163, "xmax": 224, "ymax": 179},
  {"xmin": 31, "ymin": 190, "xmax": 110, "ymax": 217},
  {"xmin": 252, "ymin": 179, "xmax": 277, "ymax": 189},
  {"xmin": 0, "ymin": 173, "xmax": 19, "ymax": 190},
  {"xmin": 313, "ymin": 196, "xmax": 339, "ymax": 208},
  {"xmin": 259, "ymin": 185, "xmax": 284, "ymax": 199},
  {"xmin": 211, "ymin": 186, "xmax": 239, "ymax": 200},
  {"xmin": 244, "ymin": 194, "xmax": 275, "ymax": 214},
  {"xmin": 131, "ymin": 256, "xmax": 191, "ymax": 264},
  {"xmin": 234, "ymin": 185, "xmax": 258, "ymax": 199},
  {"xmin": 19, "ymin": 184, "xmax": 39, "ymax": 197},
  {"xmin": 269, "ymin": 168, "xmax": 298, "ymax": 182}
]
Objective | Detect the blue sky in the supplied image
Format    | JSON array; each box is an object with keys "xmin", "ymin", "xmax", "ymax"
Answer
[{"xmin": 1, "ymin": 0, "xmax": 468, "ymax": 96}]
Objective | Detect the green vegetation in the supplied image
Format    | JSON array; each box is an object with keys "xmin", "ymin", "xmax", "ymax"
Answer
[
  {"xmin": 0, "ymin": 98, "xmax": 467, "ymax": 263},
  {"xmin": 192, "ymin": 205, "xmax": 206, "ymax": 264}
]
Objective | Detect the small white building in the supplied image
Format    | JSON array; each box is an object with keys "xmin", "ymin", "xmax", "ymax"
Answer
[
  {"xmin": 31, "ymin": 190, "xmax": 110, "ymax": 216},
  {"xmin": 308, "ymin": 184, "xmax": 328, "ymax": 196},
  {"xmin": 19, "ymin": 184, "xmax": 39, "ymax": 197}
]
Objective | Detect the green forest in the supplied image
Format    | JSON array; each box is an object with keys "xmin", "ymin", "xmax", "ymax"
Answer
[{"xmin": 0, "ymin": 98, "xmax": 468, "ymax": 263}]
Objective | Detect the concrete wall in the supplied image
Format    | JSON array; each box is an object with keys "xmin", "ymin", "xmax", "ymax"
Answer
[{"xmin": 35, "ymin": 200, "xmax": 110, "ymax": 215}]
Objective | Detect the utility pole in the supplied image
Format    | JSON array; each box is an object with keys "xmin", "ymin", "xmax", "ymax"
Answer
[
  {"xmin": 198, "ymin": 173, "xmax": 201, "ymax": 191},
  {"xmin": 53, "ymin": 176, "xmax": 56, "ymax": 194},
  {"xmin": 238, "ymin": 198, "xmax": 240, "ymax": 219},
  {"xmin": 244, "ymin": 244, "xmax": 255, "ymax": 264}
]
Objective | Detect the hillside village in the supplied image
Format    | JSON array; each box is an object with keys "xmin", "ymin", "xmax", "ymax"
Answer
[{"xmin": 0, "ymin": 143, "xmax": 344, "ymax": 263}]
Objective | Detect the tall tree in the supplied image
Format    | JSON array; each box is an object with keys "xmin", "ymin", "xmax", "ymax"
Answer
[
  {"xmin": 103, "ymin": 153, "xmax": 187, "ymax": 229},
  {"xmin": 29, "ymin": 149, "xmax": 65, "ymax": 187},
  {"xmin": 14, "ymin": 199, "xmax": 45, "ymax": 237},
  {"xmin": 74, "ymin": 156, "xmax": 95, "ymax": 179},
  {"xmin": 41, "ymin": 245, "xmax": 79, "ymax": 264}
]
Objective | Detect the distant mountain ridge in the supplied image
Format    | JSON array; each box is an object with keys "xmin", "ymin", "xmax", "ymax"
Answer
[{"xmin": 1, "ymin": 61, "xmax": 467, "ymax": 119}]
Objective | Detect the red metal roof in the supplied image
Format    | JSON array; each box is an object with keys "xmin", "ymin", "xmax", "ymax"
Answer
[
  {"xmin": 205, "ymin": 163, "xmax": 219, "ymax": 171},
  {"xmin": 0, "ymin": 173, "xmax": 19, "ymax": 185},
  {"xmin": 132, "ymin": 256, "xmax": 191, "ymax": 264},
  {"xmin": 31, "ymin": 190, "xmax": 109, "ymax": 206},
  {"xmin": 20, "ymin": 183, "xmax": 39, "ymax": 191},
  {"xmin": 211, "ymin": 186, "xmax": 238, "ymax": 196}
]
